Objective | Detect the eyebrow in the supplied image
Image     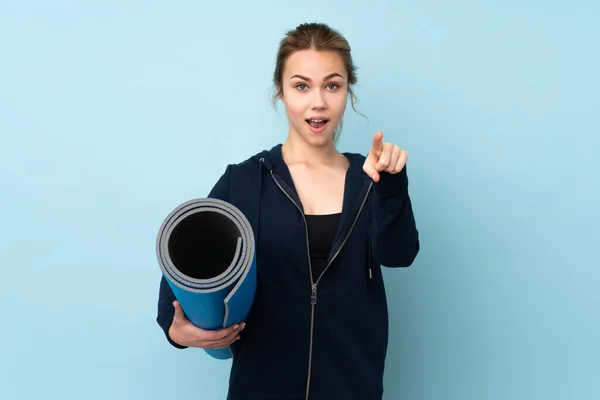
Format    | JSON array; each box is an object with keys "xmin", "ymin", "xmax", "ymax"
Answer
[{"xmin": 289, "ymin": 72, "xmax": 343, "ymax": 81}]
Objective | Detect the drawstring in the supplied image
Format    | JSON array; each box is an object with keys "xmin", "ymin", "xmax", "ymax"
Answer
[{"xmin": 367, "ymin": 181, "xmax": 373, "ymax": 280}]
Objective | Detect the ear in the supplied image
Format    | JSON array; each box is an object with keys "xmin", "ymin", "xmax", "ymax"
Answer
[{"xmin": 276, "ymin": 85, "xmax": 284, "ymax": 102}]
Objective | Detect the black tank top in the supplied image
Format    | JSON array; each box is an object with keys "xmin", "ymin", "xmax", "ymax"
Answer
[{"xmin": 305, "ymin": 213, "xmax": 342, "ymax": 279}]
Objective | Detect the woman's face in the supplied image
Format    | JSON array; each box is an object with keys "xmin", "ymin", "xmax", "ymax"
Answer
[{"xmin": 279, "ymin": 49, "xmax": 348, "ymax": 147}]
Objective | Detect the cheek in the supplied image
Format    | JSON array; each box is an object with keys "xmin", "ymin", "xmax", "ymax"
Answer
[
  {"xmin": 284, "ymin": 95, "xmax": 308, "ymax": 119},
  {"xmin": 328, "ymin": 94, "xmax": 348, "ymax": 116},
  {"xmin": 284, "ymin": 103, "xmax": 303, "ymax": 121}
]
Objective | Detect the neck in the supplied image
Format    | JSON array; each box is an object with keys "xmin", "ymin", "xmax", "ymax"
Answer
[{"xmin": 282, "ymin": 130, "xmax": 339, "ymax": 165}]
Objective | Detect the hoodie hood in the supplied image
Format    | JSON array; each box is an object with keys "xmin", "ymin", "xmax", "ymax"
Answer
[{"xmin": 250, "ymin": 143, "xmax": 371, "ymax": 182}]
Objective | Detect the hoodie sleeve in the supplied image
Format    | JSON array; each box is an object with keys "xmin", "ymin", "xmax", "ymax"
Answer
[
  {"xmin": 369, "ymin": 166, "xmax": 420, "ymax": 268},
  {"xmin": 156, "ymin": 164, "xmax": 232, "ymax": 349}
]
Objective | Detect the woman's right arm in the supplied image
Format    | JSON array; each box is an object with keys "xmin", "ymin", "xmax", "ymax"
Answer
[{"xmin": 155, "ymin": 164, "xmax": 236, "ymax": 349}]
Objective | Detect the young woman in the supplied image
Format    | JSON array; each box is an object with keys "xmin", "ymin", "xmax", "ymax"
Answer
[{"xmin": 156, "ymin": 22, "xmax": 420, "ymax": 400}]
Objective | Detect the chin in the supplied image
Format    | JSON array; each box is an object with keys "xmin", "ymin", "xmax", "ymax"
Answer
[
  {"xmin": 304, "ymin": 131, "xmax": 335, "ymax": 146},
  {"xmin": 305, "ymin": 122, "xmax": 338, "ymax": 143}
]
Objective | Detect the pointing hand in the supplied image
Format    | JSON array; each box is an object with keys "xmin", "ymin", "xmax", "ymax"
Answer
[{"xmin": 363, "ymin": 131, "xmax": 408, "ymax": 182}]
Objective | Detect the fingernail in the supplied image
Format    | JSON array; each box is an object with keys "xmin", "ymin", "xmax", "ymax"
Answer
[
  {"xmin": 241, "ymin": 323, "xmax": 246, "ymax": 330},
  {"xmin": 234, "ymin": 324, "xmax": 239, "ymax": 330}
]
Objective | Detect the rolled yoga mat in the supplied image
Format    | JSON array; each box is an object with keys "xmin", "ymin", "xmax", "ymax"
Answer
[{"xmin": 156, "ymin": 198, "xmax": 257, "ymax": 359}]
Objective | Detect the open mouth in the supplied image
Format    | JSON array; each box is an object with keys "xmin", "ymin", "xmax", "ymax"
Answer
[{"xmin": 306, "ymin": 118, "xmax": 329, "ymax": 129}]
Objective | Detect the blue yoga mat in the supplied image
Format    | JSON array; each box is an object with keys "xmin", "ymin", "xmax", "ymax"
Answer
[{"xmin": 156, "ymin": 198, "xmax": 257, "ymax": 359}]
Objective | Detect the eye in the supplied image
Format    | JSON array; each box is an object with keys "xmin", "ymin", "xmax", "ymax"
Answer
[
  {"xmin": 296, "ymin": 83, "xmax": 308, "ymax": 91},
  {"xmin": 326, "ymin": 83, "xmax": 339, "ymax": 90}
]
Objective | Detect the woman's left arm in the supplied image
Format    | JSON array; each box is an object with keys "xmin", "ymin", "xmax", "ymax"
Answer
[{"xmin": 363, "ymin": 131, "xmax": 420, "ymax": 268}]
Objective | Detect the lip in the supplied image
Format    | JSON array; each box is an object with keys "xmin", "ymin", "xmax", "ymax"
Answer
[
  {"xmin": 305, "ymin": 116, "xmax": 330, "ymax": 134},
  {"xmin": 306, "ymin": 116, "xmax": 329, "ymax": 122}
]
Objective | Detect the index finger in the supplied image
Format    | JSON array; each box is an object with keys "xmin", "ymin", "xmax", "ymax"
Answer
[{"xmin": 370, "ymin": 131, "xmax": 384, "ymax": 155}]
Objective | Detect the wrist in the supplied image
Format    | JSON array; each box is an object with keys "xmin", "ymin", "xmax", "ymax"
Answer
[
  {"xmin": 375, "ymin": 167, "xmax": 408, "ymax": 198},
  {"xmin": 168, "ymin": 323, "xmax": 188, "ymax": 348}
]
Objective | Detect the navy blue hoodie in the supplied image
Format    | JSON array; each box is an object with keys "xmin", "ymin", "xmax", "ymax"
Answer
[{"xmin": 156, "ymin": 143, "xmax": 419, "ymax": 400}]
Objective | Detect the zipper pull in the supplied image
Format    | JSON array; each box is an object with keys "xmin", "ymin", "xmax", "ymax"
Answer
[{"xmin": 311, "ymin": 284, "xmax": 317, "ymax": 305}]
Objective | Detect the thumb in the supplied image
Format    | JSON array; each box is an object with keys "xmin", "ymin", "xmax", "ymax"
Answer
[
  {"xmin": 363, "ymin": 159, "xmax": 381, "ymax": 182},
  {"xmin": 173, "ymin": 300, "xmax": 185, "ymax": 321}
]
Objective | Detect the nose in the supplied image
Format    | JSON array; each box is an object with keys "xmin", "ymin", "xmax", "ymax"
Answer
[{"xmin": 310, "ymin": 88, "xmax": 327, "ymax": 110}]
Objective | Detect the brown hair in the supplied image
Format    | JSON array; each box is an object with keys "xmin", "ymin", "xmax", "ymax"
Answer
[{"xmin": 272, "ymin": 22, "xmax": 361, "ymax": 143}]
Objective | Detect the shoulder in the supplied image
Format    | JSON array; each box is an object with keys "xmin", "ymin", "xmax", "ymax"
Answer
[
  {"xmin": 341, "ymin": 150, "xmax": 368, "ymax": 177},
  {"xmin": 216, "ymin": 145, "xmax": 278, "ymax": 185},
  {"xmin": 208, "ymin": 148, "xmax": 269, "ymax": 202},
  {"xmin": 227, "ymin": 149, "xmax": 270, "ymax": 173},
  {"xmin": 227, "ymin": 144, "xmax": 281, "ymax": 174},
  {"xmin": 343, "ymin": 150, "xmax": 367, "ymax": 164}
]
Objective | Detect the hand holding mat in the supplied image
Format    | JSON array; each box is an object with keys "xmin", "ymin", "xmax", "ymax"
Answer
[
  {"xmin": 156, "ymin": 198, "xmax": 257, "ymax": 359},
  {"xmin": 168, "ymin": 300, "xmax": 245, "ymax": 349}
]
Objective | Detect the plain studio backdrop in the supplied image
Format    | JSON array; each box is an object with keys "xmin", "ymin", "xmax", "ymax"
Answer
[{"xmin": 0, "ymin": 1, "xmax": 598, "ymax": 399}]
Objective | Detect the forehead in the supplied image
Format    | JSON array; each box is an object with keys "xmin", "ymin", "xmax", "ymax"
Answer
[{"xmin": 283, "ymin": 49, "xmax": 345, "ymax": 79}]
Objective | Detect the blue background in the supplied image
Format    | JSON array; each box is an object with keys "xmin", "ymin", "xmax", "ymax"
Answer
[{"xmin": 1, "ymin": 1, "xmax": 598, "ymax": 399}]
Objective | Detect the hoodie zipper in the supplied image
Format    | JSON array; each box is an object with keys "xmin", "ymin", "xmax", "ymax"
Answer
[{"xmin": 270, "ymin": 170, "xmax": 372, "ymax": 400}]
